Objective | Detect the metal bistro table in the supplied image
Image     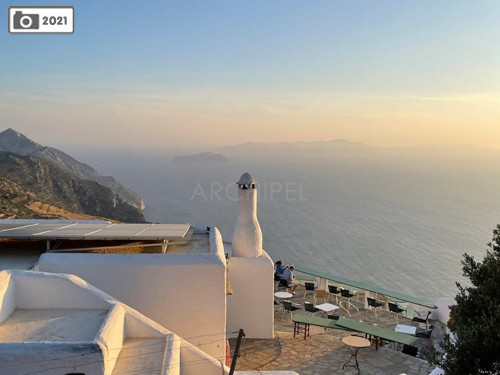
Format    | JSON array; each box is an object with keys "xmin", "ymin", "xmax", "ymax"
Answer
[
  {"xmin": 274, "ymin": 291, "xmax": 293, "ymax": 311},
  {"xmin": 314, "ymin": 302, "xmax": 339, "ymax": 317},
  {"xmin": 342, "ymin": 335, "xmax": 370, "ymax": 374},
  {"xmin": 274, "ymin": 291, "xmax": 293, "ymax": 299},
  {"xmin": 395, "ymin": 324, "xmax": 417, "ymax": 335}
]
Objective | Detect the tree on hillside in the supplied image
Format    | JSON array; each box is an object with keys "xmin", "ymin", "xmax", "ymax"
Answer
[{"xmin": 440, "ymin": 224, "xmax": 500, "ymax": 375}]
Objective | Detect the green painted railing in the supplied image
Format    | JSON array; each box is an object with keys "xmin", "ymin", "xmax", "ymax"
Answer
[{"xmin": 296, "ymin": 265, "xmax": 437, "ymax": 309}]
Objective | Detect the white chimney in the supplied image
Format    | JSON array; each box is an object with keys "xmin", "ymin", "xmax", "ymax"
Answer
[{"xmin": 231, "ymin": 172, "xmax": 263, "ymax": 257}]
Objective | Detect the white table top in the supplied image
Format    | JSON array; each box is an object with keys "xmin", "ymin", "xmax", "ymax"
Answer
[
  {"xmin": 395, "ymin": 324, "xmax": 417, "ymax": 335},
  {"xmin": 274, "ymin": 292, "xmax": 293, "ymax": 299},
  {"xmin": 314, "ymin": 303, "xmax": 339, "ymax": 312}
]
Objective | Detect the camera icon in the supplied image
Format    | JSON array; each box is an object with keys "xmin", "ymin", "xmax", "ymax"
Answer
[{"xmin": 13, "ymin": 11, "xmax": 39, "ymax": 30}]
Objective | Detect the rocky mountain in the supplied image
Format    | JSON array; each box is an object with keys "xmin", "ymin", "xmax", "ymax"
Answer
[
  {"xmin": 0, "ymin": 152, "xmax": 145, "ymax": 222},
  {"xmin": 172, "ymin": 152, "xmax": 228, "ymax": 163},
  {"xmin": 0, "ymin": 177, "xmax": 39, "ymax": 219},
  {"xmin": 0, "ymin": 128, "xmax": 144, "ymax": 210},
  {"xmin": 0, "ymin": 177, "xmax": 109, "ymax": 220}
]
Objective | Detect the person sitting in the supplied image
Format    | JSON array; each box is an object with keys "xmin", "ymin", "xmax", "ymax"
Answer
[
  {"xmin": 274, "ymin": 260, "xmax": 285, "ymax": 281},
  {"xmin": 282, "ymin": 265, "xmax": 298, "ymax": 294}
]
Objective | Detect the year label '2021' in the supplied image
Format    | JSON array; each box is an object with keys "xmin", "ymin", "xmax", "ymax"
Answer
[
  {"xmin": 42, "ymin": 16, "xmax": 68, "ymax": 26},
  {"xmin": 9, "ymin": 6, "xmax": 74, "ymax": 33}
]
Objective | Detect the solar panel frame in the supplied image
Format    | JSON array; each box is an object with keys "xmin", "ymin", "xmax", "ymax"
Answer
[{"xmin": 0, "ymin": 222, "xmax": 190, "ymax": 241}]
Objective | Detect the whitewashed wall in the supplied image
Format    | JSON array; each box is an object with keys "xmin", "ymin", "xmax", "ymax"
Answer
[
  {"xmin": 13, "ymin": 271, "xmax": 111, "ymax": 309},
  {"xmin": 96, "ymin": 305, "xmax": 125, "ymax": 375},
  {"xmin": 226, "ymin": 251, "xmax": 274, "ymax": 338},
  {"xmin": 0, "ymin": 270, "xmax": 231, "ymax": 375},
  {"xmin": 39, "ymin": 229, "xmax": 228, "ymax": 360},
  {"xmin": 0, "ymin": 271, "xmax": 15, "ymax": 324}
]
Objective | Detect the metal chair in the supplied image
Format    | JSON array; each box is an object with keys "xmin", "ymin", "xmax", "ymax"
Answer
[
  {"xmin": 366, "ymin": 297, "xmax": 384, "ymax": 317},
  {"xmin": 415, "ymin": 325, "xmax": 434, "ymax": 339},
  {"xmin": 303, "ymin": 282, "xmax": 316, "ymax": 299},
  {"xmin": 327, "ymin": 285, "xmax": 341, "ymax": 303},
  {"xmin": 325, "ymin": 313, "xmax": 339, "ymax": 333},
  {"xmin": 304, "ymin": 301, "xmax": 320, "ymax": 316},
  {"xmin": 327, "ymin": 314, "xmax": 340, "ymax": 320},
  {"xmin": 282, "ymin": 300, "xmax": 301, "ymax": 320},
  {"xmin": 412, "ymin": 311, "xmax": 432, "ymax": 328},
  {"xmin": 388, "ymin": 302, "xmax": 407, "ymax": 321},
  {"xmin": 341, "ymin": 289, "xmax": 359, "ymax": 313},
  {"xmin": 281, "ymin": 300, "xmax": 302, "ymax": 319}
]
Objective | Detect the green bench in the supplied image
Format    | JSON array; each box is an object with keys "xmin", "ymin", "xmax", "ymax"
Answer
[
  {"xmin": 336, "ymin": 317, "xmax": 417, "ymax": 349},
  {"xmin": 291, "ymin": 314, "xmax": 346, "ymax": 339}
]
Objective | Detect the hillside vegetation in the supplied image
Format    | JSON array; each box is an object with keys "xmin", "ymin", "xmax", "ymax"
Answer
[{"xmin": 0, "ymin": 152, "xmax": 144, "ymax": 222}]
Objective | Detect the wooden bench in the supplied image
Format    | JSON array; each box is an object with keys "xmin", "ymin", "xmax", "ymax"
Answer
[
  {"xmin": 335, "ymin": 317, "xmax": 417, "ymax": 349},
  {"xmin": 291, "ymin": 314, "xmax": 345, "ymax": 339}
]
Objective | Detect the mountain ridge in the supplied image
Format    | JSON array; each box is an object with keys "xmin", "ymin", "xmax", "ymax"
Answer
[
  {"xmin": 0, "ymin": 128, "xmax": 144, "ymax": 210},
  {"xmin": 0, "ymin": 151, "xmax": 145, "ymax": 222},
  {"xmin": 215, "ymin": 138, "xmax": 500, "ymax": 159},
  {"xmin": 173, "ymin": 151, "xmax": 228, "ymax": 163}
]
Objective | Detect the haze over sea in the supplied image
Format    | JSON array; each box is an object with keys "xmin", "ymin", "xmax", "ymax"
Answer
[{"xmin": 77, "ymin": 142, "xmax": 500, "ymax": 302}]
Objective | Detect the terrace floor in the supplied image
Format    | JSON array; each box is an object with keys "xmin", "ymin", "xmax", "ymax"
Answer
[{"xmin": 231, "ymin": 284, "xmax": 444, "ymax": 375}]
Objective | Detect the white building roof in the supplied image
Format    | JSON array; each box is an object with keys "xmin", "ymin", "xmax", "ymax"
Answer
[
  {"xmin": 0, "ymin": 308, "xmax": 107, "ymax": 342},
  {"xmin": 0, "ymin": 270, "xmax": 228, "ymax": 375}
]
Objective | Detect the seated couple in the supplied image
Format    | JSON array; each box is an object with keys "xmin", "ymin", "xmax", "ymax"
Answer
[{"xmin": 275, "ymin": 261, "xmax": 298, "ymax": 294}]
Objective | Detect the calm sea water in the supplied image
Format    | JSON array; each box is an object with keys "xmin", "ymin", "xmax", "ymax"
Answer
[{"xmin": 81, "ymin": 148, "xmax": 500, "ymax": 302}]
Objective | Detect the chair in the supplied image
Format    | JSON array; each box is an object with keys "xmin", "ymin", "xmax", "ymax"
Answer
[
  {"xmin": 412, "ymin": 311, "xmax": 432, "ymax": 328},
  {"xmin": 388, "ymin": 302, "xmax": 407, "ymax": 321},
  {"xmin": 304, "ymin": 301, "xmax": 320, "ymax": 316},
  {"xmin": 325, "ymin": 313, "xmax": 339, "ymax": 332},
  {"xmin": 282, "ymin": 300, "xmax": 301, "ymax": 319},
  {"xmin": 303, "ymin": 282, "xmax": 316, "ymax": 299},
  {"xmin": 327, "ymin": 285, "xmax": 341, "ymax": 303},
  {"xmin": 415, "ymin": 325, "xmax": 434, "ymax": 339},
  {"xmin": 341, "ymin": 289, "xmax": 359, "ymax": 312},
  {"xmin": 278, "ymin": 278, "xmax": 289, "ymax": 291},
  {"xmin": 314, "ymin": 289, "xmax": 326, "ymax": 304},
  {"xmin": 402, "ymin": 344, "xmax": 418, "ymax": 357},
  {"xmin": 366, "ymin": 297, "xmax": 384, "ymax": 317}
]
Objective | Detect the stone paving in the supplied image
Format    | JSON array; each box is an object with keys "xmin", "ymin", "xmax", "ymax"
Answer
[{"xmin": 230, "ymin": 284, "xmax": 443, "ymax": 375}]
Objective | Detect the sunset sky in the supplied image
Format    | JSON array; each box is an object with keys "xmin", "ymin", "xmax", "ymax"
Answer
[{"xmin": 1, "ymin": 0, "xmax": 499, "ymax": 151}]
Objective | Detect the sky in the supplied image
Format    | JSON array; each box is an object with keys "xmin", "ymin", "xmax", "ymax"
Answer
[{"xmin": 1, "ymin": 0, "xmax": 499, "ymax": 151}]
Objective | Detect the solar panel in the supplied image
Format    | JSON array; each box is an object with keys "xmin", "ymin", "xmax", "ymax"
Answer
[
  {"xmin": 0, "ymin": 224, "xmax": 77, "ymax": 237},
  {"xmin": 0, "ymin": 222, "xmax": 190, "ymax": 241}
]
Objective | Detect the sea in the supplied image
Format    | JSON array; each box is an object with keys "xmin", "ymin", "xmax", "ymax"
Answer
[{"xmin": 76, "ymin": 145, "xmax": 500, "ymax": 302}]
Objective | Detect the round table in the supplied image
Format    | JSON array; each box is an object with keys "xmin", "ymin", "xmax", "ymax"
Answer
[
  {"xmin": 342, "ymin": 335, "xmax": 370, "ymax": 374},
  {"xmin": 274, "ymin": 292, "xmax": 293, "ymax": 299},
  {"xmin": 274, "ymin": 291, "xmax": 293, "ymax": 313}
]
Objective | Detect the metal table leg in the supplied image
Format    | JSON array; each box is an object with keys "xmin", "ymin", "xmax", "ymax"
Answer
[{"xmin": 343, "ymin": 347, "xmax": 361, "ymax": 374}]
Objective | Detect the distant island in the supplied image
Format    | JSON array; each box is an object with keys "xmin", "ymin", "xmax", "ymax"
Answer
[{"xmin": 173, "ymin": 152, "xmax": 228, "ymax": 163}]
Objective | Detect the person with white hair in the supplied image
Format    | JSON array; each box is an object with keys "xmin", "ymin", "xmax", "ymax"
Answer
[{"xmin": 282, "ymin": 265, "xmax": 298, "ymax": 294}]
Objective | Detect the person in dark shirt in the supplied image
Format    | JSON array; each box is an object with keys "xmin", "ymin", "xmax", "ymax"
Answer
[{"xmin": 274, "ymin": 260, "xmax": 285, "ymax": 281}]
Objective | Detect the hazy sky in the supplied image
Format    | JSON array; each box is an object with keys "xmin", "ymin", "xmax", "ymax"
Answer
[{"xmin": 1, "ymin": 1, "xmax": 499, "ymax": 151}]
